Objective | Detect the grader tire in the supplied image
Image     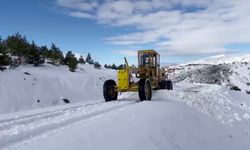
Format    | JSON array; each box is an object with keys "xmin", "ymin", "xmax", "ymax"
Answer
[
  {"xmin": 138, "ymin": 78, "xmax": 152, "ymax": 101},
  {"xmin": 160, "ymin": 80, "xmax": 167, "ymax": 89},
  {"xmin": 166, "ymin": 80, "xmax": 173, "ymax": 90},
  {"xmin": 103, "ymin": 80, "xmax": 118, "ymax": 102}
]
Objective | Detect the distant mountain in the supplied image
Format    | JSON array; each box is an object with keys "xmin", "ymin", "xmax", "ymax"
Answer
[{"xmin": 183, "ymin": 53, "xmax": 250, "ymax": 65}]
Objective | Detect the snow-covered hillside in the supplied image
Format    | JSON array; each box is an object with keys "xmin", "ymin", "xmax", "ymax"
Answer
[
  {"xmin": 0, "ymin": 64, "xmax": 115, "ymax": 114},
  {"xmin": 185, "ymin": 53, "xmax": 250, "ymax": 65},
  {"xmin": 170, "ymin": 54, "xmax": 250, "ymax": 94}
]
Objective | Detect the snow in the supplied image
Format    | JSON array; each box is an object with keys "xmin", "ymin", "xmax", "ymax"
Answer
[
  {"xmin": 243, "ymin": 113, "xmax": 250, "ymax": 119},
  {"xmin": 0, "ymin": 83, "xmax": 249, "ymax": 149},
  {"xmin": 229, "ymin": 63, "xmax": 250, "ymax": 92},
  {"xmin": 0, "ymin": 100, "xmax": 136, "ymax": 149},
  {"xmin": 158, "ymin": 84, "xmax": 250, "ymax": 125},
  {"xmin": 1, "ymin": 59, "xmax": 250, "ymax": 150},
  {"xmin": 171, "ymin": 57, "xmax": 250, "ymax": 94},
  {"xmin": 0, "ymin": 64, "xmax": 115, "ymax": 114},
  {"xmin": 184, "ymin": 53, "xmax": 250, "ymax": 65}
]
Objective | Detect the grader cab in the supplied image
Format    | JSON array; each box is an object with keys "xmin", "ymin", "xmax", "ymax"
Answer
[{"xmin": 103, "ymin": 50, "xmax": 173, "ymax": 102}]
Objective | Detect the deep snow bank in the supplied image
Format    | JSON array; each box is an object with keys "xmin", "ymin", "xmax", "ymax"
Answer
[
  {"xmin": 0, "ymin": 64, "xmax": 116, "ymax": 114},
  {"xmin": 154, "ymin": 83, "xmax": 250, "ymax": 125}
]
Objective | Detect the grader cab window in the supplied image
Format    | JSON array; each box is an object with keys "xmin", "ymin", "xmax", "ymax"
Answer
[
  {"xmin": 156, "ymin": 54, "xmax": 160, "ymax": 67},
  {"xmin": 139, "ymin": 53, "xmax": 151, "ymax": 66},
  {"xmin": 138, "ymin": 52, "xmax": 158, "ymax": 67}
]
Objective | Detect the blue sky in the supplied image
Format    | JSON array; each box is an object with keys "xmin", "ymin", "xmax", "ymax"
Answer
[{"xmin": 0, "ymin": 0, "xmax": 249, "ymax": 65}]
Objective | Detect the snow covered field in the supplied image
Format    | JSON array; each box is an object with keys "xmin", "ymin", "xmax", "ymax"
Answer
[
  {"xmin": 0, "ymin": 84, "xmax": 250, "ymax": 150},
  {"xmin": 1, "ymin": 55, "xmax": 250, "ymax": 150}
]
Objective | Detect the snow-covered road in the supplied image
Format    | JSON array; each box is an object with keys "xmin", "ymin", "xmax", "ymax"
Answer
[
  {"xmin": 1, "ymin": 84, "xmax": 250, "ymax": 150},
  {"xmin": 0, "ymin": 100, "xmax": 138, "ymax": 149}
]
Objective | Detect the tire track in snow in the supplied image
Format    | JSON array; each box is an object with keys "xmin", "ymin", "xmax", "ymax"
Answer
[
  {"xmin": 0, "ymin": 100, "xmax": 138, "ymax": 149},
  {"xmin": 0, "ymin": 101, "xmax": 106, "ymax": 130}
]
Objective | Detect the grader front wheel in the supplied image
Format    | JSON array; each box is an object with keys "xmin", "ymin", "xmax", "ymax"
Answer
[
  {"xmin": 138, "ymin": 78, "xmax": 152, "ymax": 101},
  {"xmin": 103, "ymin": 80, "xmax": 118, "ymax": 102}
]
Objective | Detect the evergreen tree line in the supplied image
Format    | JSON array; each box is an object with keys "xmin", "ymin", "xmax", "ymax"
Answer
[
  {"xmin": 104, "ymin": 63, "xmax": 126, "ymax": 70},
  {"xmin": 0, "ymin": 33, "xmax": 101, "ymax": 71}
]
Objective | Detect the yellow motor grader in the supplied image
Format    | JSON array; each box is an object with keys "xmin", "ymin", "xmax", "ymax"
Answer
[{"xmin": 103, "ymin": 50, "xmax": 173, "ymax": 102}]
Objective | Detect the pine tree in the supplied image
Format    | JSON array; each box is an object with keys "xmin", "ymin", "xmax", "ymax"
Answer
[
  {"xmin": 86, "ymin": 53, "xmax": 93, "ymax": 64},
  {"xmin": 0, "ymin": 37, "xmax": 7, "ymax": 56},
  {"xmin": 68, "ymin": 57, "xmax": 78, "ymax": 72},
  {"xmin": 94, "ymin": 61, "xmax": 101, "ymax": 69},
  {"xmin": 117, "ymin": 64, "xmax": 125, "ymax": 70},
  {"xmin": 27, "ymin": 41, "xmax": 43, "ymax": 66},
  {"xmin": 65, "ymin": 51, "xmax": 78, "ymax": 72},
  {"xmin": 64, "ymin": 51, "xmax": 73, "ymax": 65},
  {"xmin": 48, "ymin": 43, "xmax": 64, "ymax": 65},
  {"xmin": 79, "ymin": 55, "xmax": 85, "ymax": 64},
  {"xmin": 40, "ymin": 45, "xmax": 49, "ymax": 60},
  {"xmin": 0, "ymin": 37, "xmax": 12, "ymax": 67},
  {"xmin": 104, "ymin": 64, "xmax": 108, "ymax": 68},
  {"xmin": 5, "ymin": 33, "xmax": 29, "ymax": 64},
  {"xmin": 111, "ymin": 63, "xmax": 117, "ymax": 69}
]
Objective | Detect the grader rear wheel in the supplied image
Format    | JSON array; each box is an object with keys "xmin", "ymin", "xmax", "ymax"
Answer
[
  {"xmin": 160, "ymin": 80, "xmax": 173, "ymax": 90},
  {"xmin": 103, "ymin": 80, "xmax": 118, "ymax": 102},
  {"xmin": 160, "ymin": 80, "xmax": 167, "ymax": 89},
  {"xmin": 138, "ymin": 78, "xmax": 152, "ymax": 101},
  {"xmin": 166, "ymin": 80, "xmax": 173, "ymax": 90}
]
